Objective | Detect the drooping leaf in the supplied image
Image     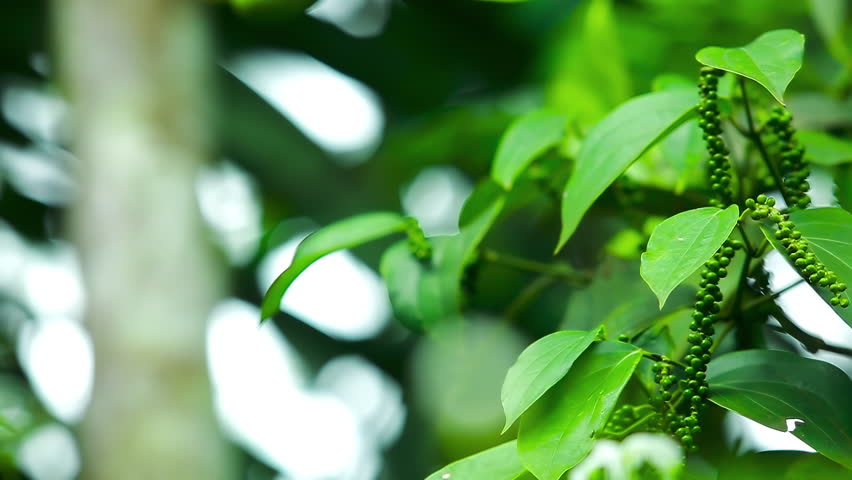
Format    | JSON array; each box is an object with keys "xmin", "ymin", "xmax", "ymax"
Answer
[
  {"xmin": 798, "ymin": 131, "xmax": 852, "ymax": 166},
  {"xmin": 382, "ymin": 193, "xmax": 505, "ymax": 330},
  {"xmin": 695, "ymin": 29, "xmax": 804, "ymax": 105},
  {"xmin": 492, "ymin": 112, "xmax": 566, "ymax": 189},
  {"xmin": 708, "ymin": 349, "xmax": 852, "ymax": 469},
  {"xmin": 425, "ymin": 441, "xmax": 527, "ymax": 480},
  {"xmin": 501, "ymin": 330, "xmax": 598, "ymax": 433},
  {"xmin": 261, "ymin": 212, "xmax": 408, "ymax": 321},
  {"xmin": 557, "ymin": 88, "xmax": 697, "ymax": 251},
  {"xmin": 517, "ymin": 341, "xmax": 642, "ymax": 480},
  {"xmin": 790, "ymin": 207, "xmax": 852, "ymax": 288},
  {"xmin": 640, "ymin": 205, "xmax": 740, "ymax": 308}
]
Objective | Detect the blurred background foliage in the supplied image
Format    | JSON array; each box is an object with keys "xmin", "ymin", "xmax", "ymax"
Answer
[{"xmin": 0, "ymin": 0, "xmax": 850, "ymax": 479}]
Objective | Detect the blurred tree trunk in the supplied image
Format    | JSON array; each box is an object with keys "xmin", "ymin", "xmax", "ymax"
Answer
[{"xmin": 55, "ymin": 1, "xmax": 233, "ymax": 478}]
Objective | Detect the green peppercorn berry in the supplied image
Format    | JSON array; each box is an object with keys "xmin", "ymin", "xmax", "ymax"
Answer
[
  {"xmin": 756, "ymin": 194, "xmax": 767, "ymax": 204},
  {"xmin": 661, "ymin": 391, "xmax": 672, "ymax": 401},
  {"xmin": 683, "ymin": 389, "xmax": 694, "ymax": 398},
  {"xmin": 745, "ymin": 198, "xmax": 756, "ymax": 209},
  {"xmin": 831, "ymin": 297, "xmax": 841, "ymax": 306},
  {"xmin": 691, "ymin": 425, "xmax": 702, "ymax": 435},
  {"xmin": 685, "ymin": 367, "xmax": 696, "ymax": 377},
  {"xmin": 698, "ymin": 386, "xmax": 710, "ymax": 396},
  {"xmin": 719, "ymin": 256, "xmax": 730, "ymax": 267},
  {"xmin": 690, "ymin": 346, "xmax": 703, "ymax": 355},
  {"xmin": 841, "ymin": 298, "xmax": 850, "ymax": 308},
  {"xmin": 717, "ymin": 267, "xmax": 728, "ymax": 278},
  {"xmin": 706, "ymin": 272, "xmax": 719, "ymax": 283},
  {"xmin": 690, "ymin": 358, "xmax": 704, "ymax": 368},
  {"xmin": 617, "ymin": 334, "xmax": 630, "ymax": 342},
  {"xmin": 695, "ymin": 371, "xmax": 707, "ymax": 381}
]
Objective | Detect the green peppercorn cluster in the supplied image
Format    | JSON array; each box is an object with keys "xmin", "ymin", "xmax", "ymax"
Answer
[
  {"xmin": 697, "ymin": 67, "xmax": 734, "ymax": 207},
  {"xmin": 747, "ymin": 195, "xmax": 849, "ymax": 307},
  {"xmin": 765, "ymin": 106, "xmax": 811, "ymax": 209},
  {"xmin": 405, "ymin": 218, "xmax": 432, "ymax": 260},
  {"xmin": 605, "ymin": 404, "xmax": 640, "ymax": 434}
]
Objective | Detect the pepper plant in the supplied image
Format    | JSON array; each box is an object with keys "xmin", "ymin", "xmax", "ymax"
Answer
[{"xmin": 262, "ymin": 29, "xmax": 852, "ymax": 479}]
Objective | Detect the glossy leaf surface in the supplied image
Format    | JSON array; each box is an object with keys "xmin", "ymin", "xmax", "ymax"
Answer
[{"xmin": 492, "ymin": 112, "xmax": 566, "ymax": 189}]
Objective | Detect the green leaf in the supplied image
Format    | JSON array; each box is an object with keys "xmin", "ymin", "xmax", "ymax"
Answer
[
  {"xmin": 557, "ymin": 88, "xmax": 697, "ymax": 251},
  {"xmin": 459, "ymin": 179, "xmax": 506, "ymax": 228},
  {"xmin": 708, "ymin": 349, "xmax": 852, "ymax": 469},
  {"xmin": 790, "ymin": 208, "xmax": 852, "ymax": 288},
  {"xmin": 382, "ymin": 194, "xmax": 505, "ymax": 330},
  {"xmin": 809, "ymin": 0, "xmax": 850, "ymax": 67},
  {"xmin": 425, "ymin": 441, "xmax": 527, "ymax": 480},
  {"xmin": 562, "ymin": 259, "xmax": 694, "ymax": 335},
  {"xmin": 719, "ymin": 451, "xmax": 850, "ymax": 480},
  {"xmin": 492, "ymin": 112, "xmax": 566, "ymax": 189},
  {"xmin": 798, "ymin": 131, "xmax": 852, "ymax": 166},
  {"xmin": 517, "ymin": 341, "xmax": 642, "ymax": 480},
  {"xmin": 695, "ymin": 29, "xmax": 804, "ymax": 105},
  {"xmin": 501, "ymin": 330, "xmax": 598, "ymax": 433},
  {"xmin": 261, "ymin": 212, "xmax": 408, "ymax": 321},
  {"xmin": 836, "ymin": 165, "xmax": 852, "ymax": 212},
  {"xmin": 640, "ymin": 205, "xmax": 740, "ymax": 308}
]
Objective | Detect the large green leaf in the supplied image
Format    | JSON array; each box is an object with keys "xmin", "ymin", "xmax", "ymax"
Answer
[
  {"xmin": 261, "ymin": 212, "xmax": 408, "ymax": 321},
  {"xmin": 557, "ymin": 88, "xmax": 697, "ymax": 251},
  {"xmin": 708, "ymin": 349, "xmax": 852, "ymax": 469},
  {"xmin": 381, "ymin": 194, "xmax": 505, "ymax": 330},
  {"xmin": 798, "ymin": 131, "xmax": 852, "ymax": 166},
  {"xmin": 790, "ymin": 208, "xmax": 852, "ymax": 288},
  {"xmin": 517, "ymin": 341, "xmax": 642, "ymax": 480},
  {"xmin": 640, "ymin": 205, "xmax": 739, "ymax": 308},
  {"xmin": 425, "ymin": 441, "xmax": 527, "ymax": 480},
  {"xmin": 501, "ymin": 330, "xmax": 598, "ymax": 433},
  {"xmin": 836, "ymin": 165, "xmax": 852, "ymax": 212},
  {"xmin": 492, "ymin": 112, "xmax": 566, "ymax": 189},
  {"xmin": 695, "ymin": 29, "xmax": 804, "ymax": 105}
]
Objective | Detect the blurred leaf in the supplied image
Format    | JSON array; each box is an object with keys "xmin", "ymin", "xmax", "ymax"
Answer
[
  {"xmin": 708, "ymin": 349, "xmax": 852, "ymax": 469},
  {"xmin": 230, "ymin": 0, "xmax": 317, "ymax": 13},
  {"xmin": 562, "ymin": 259, "xmax": 694, "ymax": 335},
  {"xmin": 545, "ymin": 0, "xmax": 632, "ymax": 125},
  {"xmin": 382, "ymin": 193, "xmax": 505, "ymax": 330},
  {"xmin": 261, "ymin": 212, "xmax": 408, "ymax": 321},
  {"xmin": 719, "ymin": 451, "xmax": 849, "ymax": 479},
  {"xmin": 808, "ymin": 0, "xmax": 850, "ymax": 67},
  {"xmin": 557, "ymin": 88, "xmax": 697, "ymax": 251},
  {"xmin": 640, "ymin": 205, "xmax": 739, "ymax": 308},
  {"xmin": 425, "ymin": 441, "xmax": 527, "ymax": 480},
  {"xmin": 459, "ymin": 179, "xmax": 507, "ymax": 228},
  {"xmin": 836, "ymin": 165, "xmax": 852, "ymax": 212},
  {"xmin": 798, "ymin": 131, "xmax": 852, "ymax": 166},
  {"xmin": 695, "ymin": 29, "xmax": 804, "ymax": 105},
  {"xmin": 492, "ymin": 112, "xmax": 566, "ymax": 189},
  {"xmin": 517, "ymin": 341, "xmax": 642, "ymax": 480},
  {"xmin": 501, "ymin": 330, "xmax": 598, "ymax": 433}
]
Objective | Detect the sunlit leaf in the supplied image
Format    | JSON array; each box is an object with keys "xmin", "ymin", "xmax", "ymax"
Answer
[
  {"xmin": 261, "ymin": 212, "xmax": 408, "ymax": 321},
  {"xmin": 640, "ymin": 205, "xmax": 739, "ymax": 308},
  {"xmin": 695, "ymin": 29, "xmax": 804, "ymax": 105},
  {"xmin": 491, "ymin": 112, "xmax": 566, "ymax": 189},
  {"xmin": 798, "ymin": 131, "xmax": 852, "ymax": 166},
  {"xmin": 557, "ymin": 88, "xmax": 697, "ymax": 251},
  {"xmin": 424, "ymin": 441, "xmax": 527, "ymax": 480},
  {"xmin": 517, "ymin": 341, "xmax": 642, "ymax": 480},
  {"xmin": 708, "ymin": 349, "xmax": 852, "ymax": 469},
  {"xmin": 501, "ymin": 330, "xmax": 598, "ymax": 433}
]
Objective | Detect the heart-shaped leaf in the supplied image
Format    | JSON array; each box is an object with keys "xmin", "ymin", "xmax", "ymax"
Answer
[
  {"xmin": 641, "ymin": 205, "xmax": 740, "ymax": 308},
  {"xmin": 695, "ymin": 29, "xmax": 804, "ymax": 105},
  {"xmin": 492, "ymin": 112, "xmax": 566, "ymax": 190},
  {"xmin": 501, "ymin": 330, "xmax": 598, "ymax": 433},
  {"xmin": 425, "ymin": 441, "xmax": 527, "ymax": 480},
  {"xmin": 261, "ymin": 212, "xmax": 408, "ymax": 321},
  {"xmin": 557, "ymin": 88, "xmax": 697, "ymax": 251},
  {"xmin": 517, "ymin": 341, "xmax": 642, "ymax": 480},
  {"xmin": 708, "ymin": 349, "xmax": 852, "ymax": 469}
]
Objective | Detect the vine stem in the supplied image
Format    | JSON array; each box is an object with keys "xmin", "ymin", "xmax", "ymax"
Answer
[
  {"xmin": 600, "ymin": 412, "xmax": 658, "ymax": 440},
  {"xmin": 481, "ymin": 249, "xmax": 590, "ymax": 284},
  {"xmin": 739, "ymin": 77, "xmax": 793, "ymax": 206}
]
